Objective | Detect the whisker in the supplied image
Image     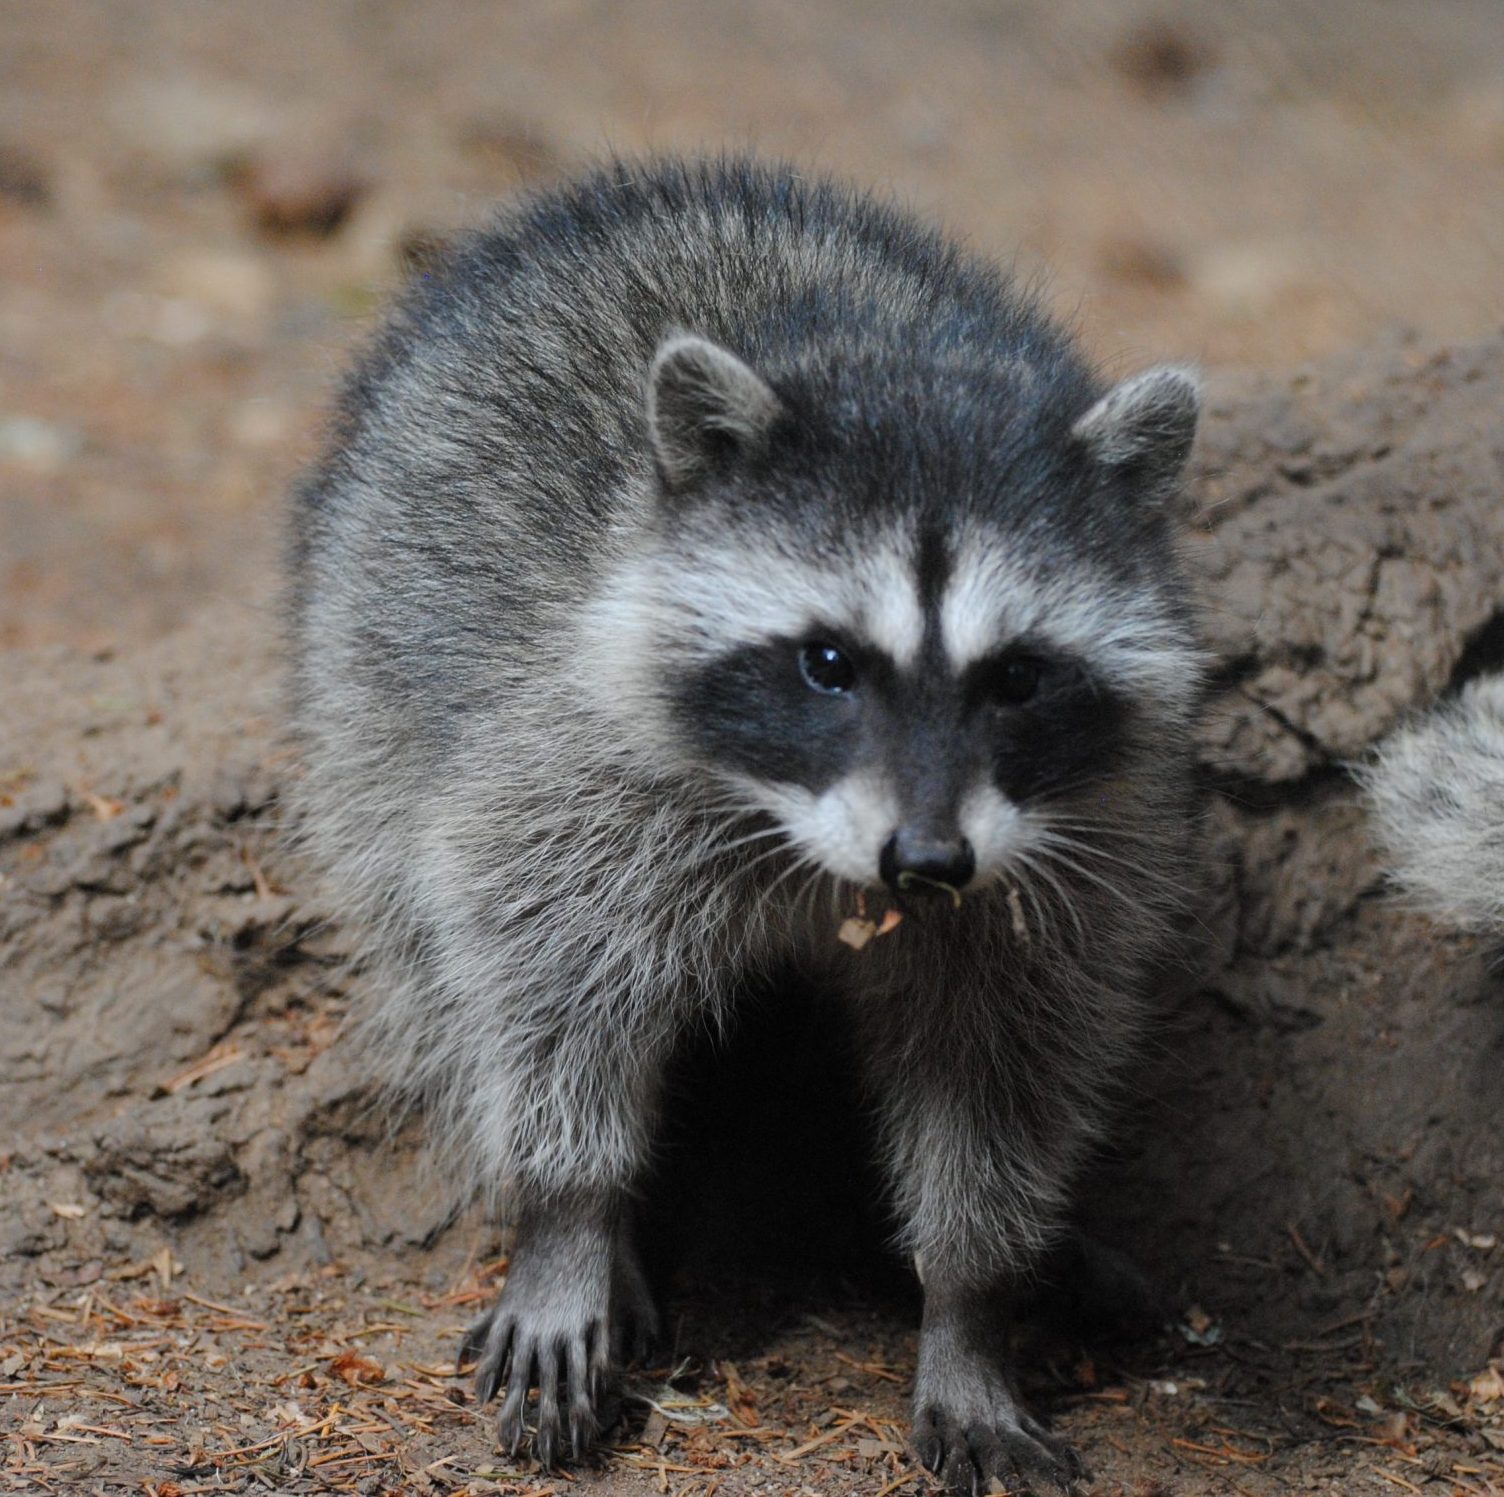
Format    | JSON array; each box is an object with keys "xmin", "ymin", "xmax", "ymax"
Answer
[
  {"xmin": 1017, "ymin": 868, "xmax": 1064, "ymax": 952},
  {"xmin": 763, "ymin": 848, "xmax": 822, "ymax": 906},
  {"xmin": 795, "ymin": 865, "xmax": 829, "ymax": 924},
  {"xmin": 713, "ymin": 825, "xmax": 792, "ymax": 855},
  {"xmin": 1031, "ymin": 814, "xmax": 1169, "ymax": 846},
  {"xmin": 1010, "ymin": 851, "xmax": 1086, "ymax": 947},
  {"xmin": 1028, "ymin": 842, "xmax": 1139, "ymax": 909},
  {"xmin": 1032, "ymin": 828, "xmax": 1195, "ymax": 898},
  {"xmin": 1032, "ymin": 830, "xmax": 1165, "ymax": 879}
]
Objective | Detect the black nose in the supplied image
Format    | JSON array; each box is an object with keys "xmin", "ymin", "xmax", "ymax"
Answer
[{"xmin": 880, "ymin": 830, "xmax": 975, "ymax": 895}]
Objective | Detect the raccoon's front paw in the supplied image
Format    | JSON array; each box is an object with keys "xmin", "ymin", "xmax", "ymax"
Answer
[
  {"xmin": 462, "ymin": 1298, "xmax": 612, "ymax": 1465},
  {"xmin": 911, "ymin": 1316, "xmax": 1086, "ymax": 1497},
  {"xmin": 913, "ymin": 1396, "xmax": 1085, "ymax": 1497},
  {"xmin": 459, "ymin": 1244, "xmax": 659, "ymax": 1466}
]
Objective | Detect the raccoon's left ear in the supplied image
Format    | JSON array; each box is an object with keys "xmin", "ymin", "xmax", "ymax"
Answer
[
  {"xmin": 648, "ymin": 333, "xmax": 784, "ymax": 494},
  {"xmin": 1072, "ymin": 366, "xmax": 1200, "ymax": 502}
]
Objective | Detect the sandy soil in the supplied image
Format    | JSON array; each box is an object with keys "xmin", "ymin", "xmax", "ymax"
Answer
[
  {"xmin": 6, "ymin": 0, "xmax": 1504, "ymax": 655},
  {"xmin": 5, "ymin": 4, "xmax": 1504, "ymax": 1494}
]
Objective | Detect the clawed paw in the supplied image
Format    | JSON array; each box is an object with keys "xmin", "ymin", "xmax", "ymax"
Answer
[
  {"xmin": 459, "ymin": 1291, "xmax": 658, "ymax": 1466},
  {"xmin": 913, "ymin": 1402, "xmax": 1087, "ymax": 1496},
  {"xmin": 460, "ymin": 1306, "xmax": 614, "ymax": 1465}
]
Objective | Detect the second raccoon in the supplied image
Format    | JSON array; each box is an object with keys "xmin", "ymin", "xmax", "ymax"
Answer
[{"xmin": 289, "ymin": 157, "xmax": 1204, "ymax": 1495}]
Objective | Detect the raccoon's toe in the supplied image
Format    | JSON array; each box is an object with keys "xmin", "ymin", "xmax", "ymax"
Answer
[
  {"xmin": 459, "ymin": 1309, "xmax": 508, "ymax": 1404},
  {"xmin": 566, "ymin": 1329, "xmax": 604, "ymax": 1457},
  {"xmin": 494, "ymin": 1335, "xmax": 534, "ymax": 1457},
  {"xmin": 913, "ymin": 1402, "xmax": 1086, "ymax": 1497}
]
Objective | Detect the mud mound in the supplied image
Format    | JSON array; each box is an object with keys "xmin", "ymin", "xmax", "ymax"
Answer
[
  {"xmin": 1109, "ymin": 330, "xmax": 1504, "ymax": 1378},
  {"xmin": 5, "ymin": 331, "xmax": 1504, "ymax": 1491},
  {"xmin": 0, "ymin": 616, "xmax": 457, "ymax": 1288}
]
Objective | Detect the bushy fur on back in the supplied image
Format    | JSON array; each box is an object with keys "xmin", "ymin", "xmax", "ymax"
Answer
[
  {"xmin": 288, "ymin": 155, "xmax": 1205, "ymax": 1486},
  {"xmin": 1364, "ymin": 674, "xmax": 1504, "ymax": 933}
]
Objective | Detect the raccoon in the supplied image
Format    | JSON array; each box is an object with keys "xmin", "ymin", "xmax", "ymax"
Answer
[
  {"xmin": 289, "ymin": 156, "xmax": 1204, "ymax": 1494},
  {"xmin": 1364, "ymin": 674, "xmax": 1504, "ymax": 936}
]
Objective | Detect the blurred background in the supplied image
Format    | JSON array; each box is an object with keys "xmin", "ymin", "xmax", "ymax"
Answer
[{"xmin": 2, "ymin": 0, "xmax": 1502, "ymax": 652}]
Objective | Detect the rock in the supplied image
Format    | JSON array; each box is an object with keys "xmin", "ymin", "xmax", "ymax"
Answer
[
  {"xmin": 0, "ymin": 779, "xmax": 70, "ymax": 839},
  {"xmin": 236, "ymin": 150, "xmax": 366, "ymax": 239},
  {"xmin": 1111, "ymin": 17, "xmax": 1216, "ymax": 98},
  {"xmin": 1096, "ymin": 234, "xmax": 1187, "ymax": 291},
  {"xmin": 86, "ymin": 1109, "xmax": 244, "ymax": 1218},
  {"xmin": 0, "ymin": 144, "xmax": 51, "ymax": 209},
  {"xmin": 0, "ymin": 415, "xmax": 82, "ymax": 474}
]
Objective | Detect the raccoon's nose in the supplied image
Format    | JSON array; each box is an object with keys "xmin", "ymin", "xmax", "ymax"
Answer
[{"xmin": 879, "ymin": 830, "xmax": 976, "ymax": 895}]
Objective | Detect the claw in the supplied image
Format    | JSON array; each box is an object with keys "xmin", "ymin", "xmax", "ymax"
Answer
[
  {"xmin": 462, "ymin": 1227, "xmax": 650, "ymax": 1467},
  {"xmin": 914, "ymin": 1405, "xmax": 1086, "ymax": 1497},
  {"xmin": 918, "ymin": 1437, "xmax": 944, "ymax": 1473},
  {"xmin": 568, "ymin": 1404, "xmax": 597, "ymax": 1461},
  {"xmin": 589, "ymin": 1322, "xmax": 612, "ymax": 1402},
  {"xmin": 471, "ymin": 1317, "xmax": 512, "ymax": 1406},
  {"xmin": 566, "ymin": 1330, "xmax": 595, "ymax": 1458},
  {"xmin": 458, "ymin": 1320, "xmax": 488, "ymax": 1369},
  {"xmin": 497, "ymin": 1344, "xmax": 533, "ymax": 1456},
  {"xmin": 535, "ymin": 1343, "xmax": 562, "ymax": 1468},
  {"xmin": 965, "ymin": 1429, "xmax": 1006, "ymax": 1492},
  {"xmin": 474, "ymin": 1357, "xmax": 502, "ymax": 1408}
]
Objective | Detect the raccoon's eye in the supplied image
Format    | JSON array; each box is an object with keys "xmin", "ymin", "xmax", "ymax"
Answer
[
  {"xmin": 990, "ymin": 656, "xmax": 1042, "ymax": 705},
  {"xmin": 799, "ymin": 641, "xmax": 857, "ymax": 694}
]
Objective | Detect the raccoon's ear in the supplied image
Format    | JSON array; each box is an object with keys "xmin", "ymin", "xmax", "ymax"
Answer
[
  {"xmin": 1072, "ymin": 365, "xmax": 1200, "ymax": 501},
  {"xmin": 648, "ymin": 334, "xmax": 784, "ymax": 494}
]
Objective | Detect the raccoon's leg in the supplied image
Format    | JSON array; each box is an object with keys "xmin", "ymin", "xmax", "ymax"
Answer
[
  {"xmin": 460, "ymin": 1189, "xmax": 659, "ymax": 1465},
  {"xmin": 443, "ymin": 951, "xmax": 682, "ymax": 1463},
  {"xmin": 911, "ymin": 1275, "xmax": 1085, "ymax": 1496},
  {"xmin": 854, "ymin": 987, "xmax": 1096, "ymax": 1496}
]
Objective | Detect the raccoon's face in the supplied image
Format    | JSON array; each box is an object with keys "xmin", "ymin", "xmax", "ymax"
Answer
[{"xmin": 587, "ymin": 333, "xmax": 1203, "ymax": 897}]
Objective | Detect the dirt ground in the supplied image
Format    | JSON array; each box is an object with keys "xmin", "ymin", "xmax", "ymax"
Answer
[{"xmin": 5, "ymin": 3, "xmax": 1504, "ymax": 1494}]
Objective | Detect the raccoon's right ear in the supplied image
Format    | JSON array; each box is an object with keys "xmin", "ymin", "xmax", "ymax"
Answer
[{"xmin": 647, "ymin": 334, "xmax": 784, "ymax": 494}]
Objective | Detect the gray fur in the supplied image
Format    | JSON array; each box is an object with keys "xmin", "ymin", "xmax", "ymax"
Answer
[
  {"xmin": 288, "ymin": 156, "xmax": 1204, "ymax": 1492},
  {"xmin": 648, "ymin": 333, "xmax": 784, "ymax": 491},
  {"xmin": 1071, "ymin": 365, "xmax": 1201, "ymax": 500},
  {"xmin": 1363, "ymin": 674, "xmax": 1504, "ymax": 933}
]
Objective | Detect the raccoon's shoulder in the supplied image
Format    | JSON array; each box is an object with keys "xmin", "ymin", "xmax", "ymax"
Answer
[{"xmin": 1363, "ymin": 673, "xmax": 1504, "ymax": 932}]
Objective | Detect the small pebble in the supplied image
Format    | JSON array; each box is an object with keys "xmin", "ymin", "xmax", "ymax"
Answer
[{"xmin": 0, "ymin": 415, "xmax": 81, "ymax": 473}]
